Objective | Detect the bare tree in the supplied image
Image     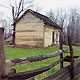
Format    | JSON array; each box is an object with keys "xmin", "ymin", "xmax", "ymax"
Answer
[
  {"xmin": 47, "ymin": 9, "xmax": 59, "ymax": 24},
  {"xmin": 67, "ymin": 8, "xmax": 80, "ymax": 44},
  {"xmin": 47, "ymin": 9, "xmax": 66, "ymax": 28},
  {"xmin": 0, "ymin": 12, "xmax": 10, "ymax": 38},
  {"xmin": 0, "ymin": 19, "xmax": 12, "ymax": 40},
  {"xmin": 47, "ymin": 8, "xmax": 80, "ymax": 44},
  {"xmin": 47, "ymin": 9, "xmax": 67, "ymax": 44},
  {"xmin": 0, "ymin": 0, "xmax": 42, "ymax": 44},
  {"xmin": 10, "ymin": 0, "xmax": 34, "ymax": 44}
]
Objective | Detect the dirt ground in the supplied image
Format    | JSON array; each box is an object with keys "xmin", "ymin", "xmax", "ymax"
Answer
[{"xmin": 73, "ymin": 46, "xmax": 80, "ymax": 50}]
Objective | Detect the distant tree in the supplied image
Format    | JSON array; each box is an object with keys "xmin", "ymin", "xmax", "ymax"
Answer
[
  {"xmin": 47, "ymin": 8, "xmax": 80, "ymax": 44},
  {"xmin": 0, "ymin": 12, "xmax": 10, "ymax": 39},
  {"xmin": 67, "ymin": 8, "xmax": 80, "ymax": 44},
  {"xmin": 0, "ymin": 18, "xmax": 12, "ymax": 40},
  {"xmin": 47, "ymin": 9, "xmax": 67, "ymax": 44},
  {"xmin": 47, "ymin": 9, "xmax": 66, "ymax": 28},
  {"xmin": 47, "ymin": 9, "xmax": 59, "ymax": 24}
]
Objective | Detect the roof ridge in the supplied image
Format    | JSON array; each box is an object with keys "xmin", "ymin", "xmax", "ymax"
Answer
[{"xmin": 16, "ymin": 9, "xmax": 61, "ymax": 29}]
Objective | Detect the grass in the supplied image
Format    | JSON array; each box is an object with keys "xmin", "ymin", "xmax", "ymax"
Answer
[
  {"xmin": 5, "ymin": 45, "xmax": 80, "ymax": 80},
  {"xmin": 63, "ymin": 45, "xmax": 80, "ymax": 61},
  {"xmin": 74, "ymin": 46, "xmax": 80, "ymax": 47}
]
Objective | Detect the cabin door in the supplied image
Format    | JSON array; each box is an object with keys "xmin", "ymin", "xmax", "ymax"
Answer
[{"xmin": 52, "ymin": 31, "xmax": 54, "ymax": 44}]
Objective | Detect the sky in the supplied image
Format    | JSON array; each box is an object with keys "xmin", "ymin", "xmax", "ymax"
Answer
[
  {"xmin": 34, "ymin": 0, "xmax": 80, "ymax": 14},
  {"xmin": 0, "ymin": 0, "xmax": 80, "ymax": 19}
]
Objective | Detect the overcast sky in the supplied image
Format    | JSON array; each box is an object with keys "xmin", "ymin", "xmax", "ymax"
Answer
[
  {"xmin": 0, "ymin": 0, "xmax": 80, "ymax": 19},
  {"xmin": 35, "ymin": 0, "xmax": 80, "ymax": 14}
]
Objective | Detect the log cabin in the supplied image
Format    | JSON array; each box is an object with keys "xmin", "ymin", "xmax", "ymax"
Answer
[{"xmin": 15, "ymin": 9, "xmax": 61, "ymax": 48}]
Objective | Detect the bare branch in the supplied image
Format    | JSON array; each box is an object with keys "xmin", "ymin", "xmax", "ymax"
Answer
[{"xmin": 17, "ymin": 0, "xmax": 23, "ymax": 13}]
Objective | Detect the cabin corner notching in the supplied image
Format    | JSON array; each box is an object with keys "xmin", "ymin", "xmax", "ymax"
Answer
[{"xmin": 15, "ymin": 9, "xmax": 61, "ymax": 48}]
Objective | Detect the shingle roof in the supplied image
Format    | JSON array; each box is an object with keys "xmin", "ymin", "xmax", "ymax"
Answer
[{"xmin": 16, "ymin": 9, "xmax": 61, "ymax": 29}]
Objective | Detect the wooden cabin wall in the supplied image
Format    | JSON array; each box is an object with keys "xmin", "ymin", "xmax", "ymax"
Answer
[
  {"xmin": 15, "ymin": 12, "xmax": 44, "ymax": 47},
  {"xmin": 44, "ymin": 25, "xmax": 60, "ymax": 47}
]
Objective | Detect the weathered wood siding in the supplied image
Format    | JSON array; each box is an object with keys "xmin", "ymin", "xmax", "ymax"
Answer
[
  {"xmin": 44, "ymin": 25, "xmax": 59, "ymax": 47},
  {"xmin": 16, "ymin": 12, "xmax": 44, "ymax": 47},
  {"xmin": 43, "ymin": 60, "xmax": 80, "ymax": 80}
]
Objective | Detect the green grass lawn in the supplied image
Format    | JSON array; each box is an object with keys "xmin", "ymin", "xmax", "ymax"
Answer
[
  {"xmin": 74, "ymin": 46, "xmax": 80, "ymax": 47},
  {"xmin": 5, "ymin": 45, "xmax": 80, "ymax": 80}
]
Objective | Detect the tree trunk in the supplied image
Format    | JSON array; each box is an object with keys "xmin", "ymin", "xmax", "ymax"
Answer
[
  {"xmin": 59, "ymin": 30, "xmax": 63, "ymax": 69},
  {"xmin": 12, "ymin": 24, "xmax": 16, "ymax": 45}
]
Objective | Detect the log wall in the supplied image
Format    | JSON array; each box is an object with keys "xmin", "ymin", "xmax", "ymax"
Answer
[
  {"xmin": 44, "ymin": 25, "xmax": 59, "ymax": 47},
  {"xmin": 16, "ymin": 12, "xmax": 60, "ymax": 47},
  {"xmin": 16, "ymin": 12, "xmax": 44, "ymax": 47}
]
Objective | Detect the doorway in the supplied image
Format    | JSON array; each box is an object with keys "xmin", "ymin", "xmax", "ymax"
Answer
[{"xmin": 52, "ymin": 31, "xmax": 54, "ymax": 44}]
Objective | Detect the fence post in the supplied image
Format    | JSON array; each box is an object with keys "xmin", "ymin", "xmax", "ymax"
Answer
[
  {"xmin": 68, "ymin": 36, "xmax": 74, "ymax": 80},
  {"xmin": 60, "ymin": 30, "xmax": 63, "ymax": 69},
  {"xmin": 0, "ymin": 28, "xmax": 6, "ymax": 80}
]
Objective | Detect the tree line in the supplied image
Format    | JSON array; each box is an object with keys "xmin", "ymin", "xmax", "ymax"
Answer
[{"xmin": 47, "ymin": 8, "xmax": 80, "ymax": 44}]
